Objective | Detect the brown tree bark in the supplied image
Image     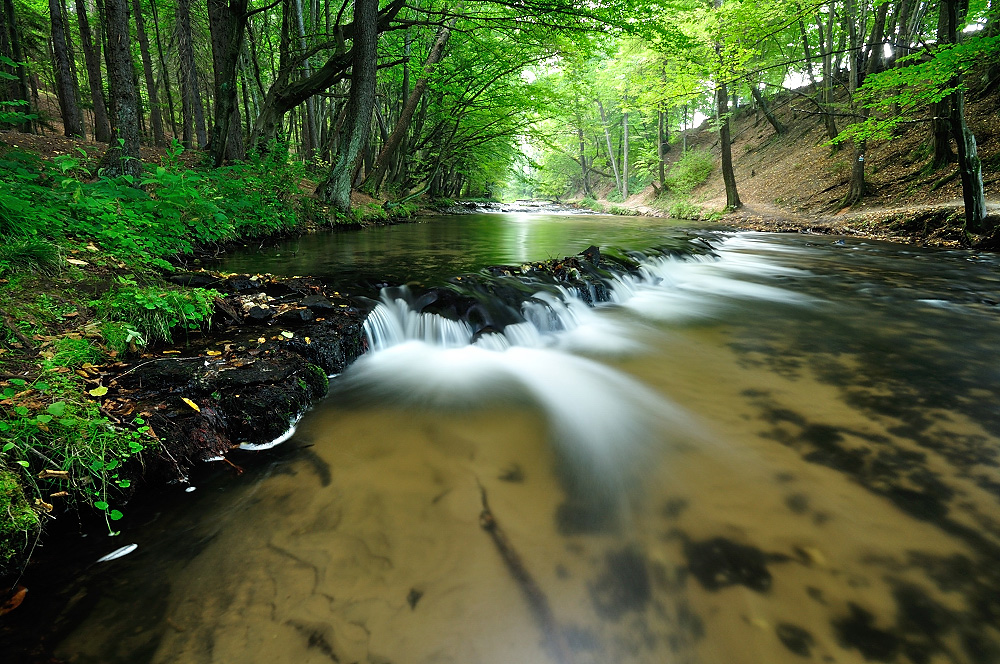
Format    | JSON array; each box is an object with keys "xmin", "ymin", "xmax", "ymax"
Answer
[
  {"xmin": 75, "ymin": 0, "xmax": 112, "ymax": 142},
  {"xmin": 99, "ymin": 0, "xmax": 142, "ymax": 181},
  {"xmin": 149, "ymin": 0, "xmax": 177, "ymax": 140},
  {"xmin": 316, "ymin": 0, "xmax": 379, "ymax": 213},
  {"xmin": 49, "ymin": 0, "xmax": 85, "ymax": 137},
  {"xmin": 747, "ymin": 83, "xmax": 786, "ymax": 135}
]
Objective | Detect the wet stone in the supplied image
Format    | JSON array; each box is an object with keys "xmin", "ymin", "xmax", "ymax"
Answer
[
  {"xmin": 589, "ymin": 547, "xmax": 652, "ymax": 621},
  {"xmin": 684, "ymin": 537, "xmax": 775, "ymax": 592},
  {"xmin": 834, "ymin": 603, "xmax": 900, "ymax": 662},
  {"xmin": 776, "ymin": 623, "xmax": 815, "ymax": 657}
]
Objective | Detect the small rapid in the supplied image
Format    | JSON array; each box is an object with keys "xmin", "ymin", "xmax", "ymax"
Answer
[{"xmin": 334, "ymin": 241, "xmax": 813, "ymax": 523}]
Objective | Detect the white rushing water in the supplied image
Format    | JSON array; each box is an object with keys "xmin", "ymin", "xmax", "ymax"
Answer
[{"xmin": 341, "ymin": 238, "xmax": 813, "ymax": 501}]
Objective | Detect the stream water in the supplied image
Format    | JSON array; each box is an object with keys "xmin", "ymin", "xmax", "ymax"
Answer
[{"xmin": 19, "ymin": 210, "xmax": 1000, "ymax": 663}]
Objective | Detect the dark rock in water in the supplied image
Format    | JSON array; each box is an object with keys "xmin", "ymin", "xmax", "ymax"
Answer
[
  {"xmin": 247, "ymin": 305, "xmax": 272, "ymax": 321},
  {"xmin": 834, "ymin": 603, "xmax": 900, "ymax": 662},
  {"xmin": 556, "ymin": 500, "xmax": 619, "ymax": 535},
  {"xmin": 589, "ymin": 547, "xmax": 651, "ymax": 620},
  {"xmin": 277, "ymin": 307, "xmax": 315, "ymax": 325},
  {"xmin": 168, "ymin": 272, "xmax": 220, "ymax": 288},
  {"xmin": 301, "ymin": 294, "xmax": 337, "ymax": 311},
  {"xmin": 684, "ymin": 537, "xmax": 774, "ymax": 592},
  {"xmin": 776, "ymin": 623, "xmax": 815, "ymax": 657}
]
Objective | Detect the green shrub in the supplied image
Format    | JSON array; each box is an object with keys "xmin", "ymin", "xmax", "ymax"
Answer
[
  {"xmin": 665, "ymin": 149, "xmax": 714, "ymax": 194},
  {"xmin": 0, "ymin": 240, "xmax": 61, "ymax": 277},
  {"xmin": 92, "ymin": 277, "xmax": 220, "ymax": 344}
]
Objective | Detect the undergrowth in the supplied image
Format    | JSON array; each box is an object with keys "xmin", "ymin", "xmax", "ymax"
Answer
[{"xmin": 0, "ymin": 140, "xmax": 309, "ymax": 576}]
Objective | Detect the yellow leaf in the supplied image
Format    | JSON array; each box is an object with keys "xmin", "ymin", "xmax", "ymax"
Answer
[
  {"xmin": 205, "ymin": 350, "xmax": 222, "ymax": 356},
  {"xmin": 257, "ymin": 337, "xmax": 266, "ymax": 344},
  {"xmin": 181, "ymin": 397, "xmax": 200, "ymax": 412},
  {"xmin": 162, "ymin": 350, "xmax": 181, "ymax": 355},
  {"xmin": 305, "ymin": 337, "xmax": 311, "ymax": 345},
  {"xmin": 88, "ymin": 386, "xmax": 108, "ymax": 397},
  {"xmin": 66, "ymin": 258, "xmax": 89, "ymax": 266}
]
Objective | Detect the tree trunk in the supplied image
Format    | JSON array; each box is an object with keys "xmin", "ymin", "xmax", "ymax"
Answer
[
  {"xmin": 316, "ymin": 0, "xmax": 378, "ymax": 213},
  {"xmin": 75, "ymin": 0, "xmax": 112, "ymax": 141},
  {"xmin": 929, "ymin": 6, "xmax": 954, "ymax": 168},
  {"xmin": 622, "ymin": 107, "xmax": 629, "ymax": 199},
  {"xmin": 362, "ymin": 14, "xmax": 455, "ymax": 194},
  {"xmin": 207, "ymin": 0, "xmax": 249, "ymax": 165},
  {"xmin": 596, "ymin": 98, "xmax": 622, "ymax": 195},
  {"xmin": 1, "ymin": 0, "xmax": 34, "ymax": 132},
  {"xmin": 177, "ymin": 0, "xmax": 207, "ymax": 148},
  {"xmin": 149, "ymin": 0, "xmax": 177, "ymax": 140},
  {"xmin": 578, "ymin": 122, "xmax": 592, "ymax": 197},
  {"xmin": 293, "ymin": 0, "xmax": 318, "ymax": 160},
  {"xmin": 747, "ymin": 83, "xmax": 786, "ymax": 135},
  {"xmin": 814, "ymin": 10, "xmax": 839, "ymax": 141},
  {"xmin": 657, "ymin": 109, "xmax": 668, "ymax": 187},
  {"xmin": 716, "ymin": 79, "xmax": 741, "ymax": 210},
  {"xmin": 100, "ymin": 0, "xmax": 142, "ymax": 180},
  {"xmin": 49, "ymin": 0, "xmax": 85, "ymax": 137},
  {"xmin": 131, "ymin": 0, "xmax": 164, "ymax": 146},
  {"xmin": 942, "ymin": 0, "xmax": 987, "ymax": 232}
]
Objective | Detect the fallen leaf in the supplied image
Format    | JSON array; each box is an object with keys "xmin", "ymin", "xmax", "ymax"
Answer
[
  {"xmin": 50, "ymin": 491, "xmax": 69, "ymax": 498},
  {"xmin": 0, "ymin": 586, "xmax": 27, "ymax": 616},
  {"xmin": 162, "ymin": 350, "xmax": 181, "ymax": 355},
  {"xmin": 88, "ymin": 386, "xmax": 108, "ymax": 397},
  {"xmin": 305, "ymin": 337, "xmax": 311, "ymax": 345},
  {"xmin": 66, "ymin": 258, "xmax": 89, "ymax": 266},
  {"xmin": 205, "ymin": 350, "xmax": 222, "ymax": 356},
  {"xmin": 181, "ymin": 397, "xmax": 200, "ymax": 412},
  {"xmin": 38, "ymin": 469, "xmax": 69, "ymax": 479},
  {"xmin": 257, "ymin": 337, "xmax": 266, "ymax": 343},
  {"xmin": 34, "ymin": 498, "xmax": 53, "ymax": 512},
  {"xmin": 280, "ymin": 331, "xmax": 294, "ymax": 339}
]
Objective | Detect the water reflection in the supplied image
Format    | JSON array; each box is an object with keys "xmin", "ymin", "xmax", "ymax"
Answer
[{"xmin": 40, "ymin": 230, "xmax": 1000, "ymax": 663}]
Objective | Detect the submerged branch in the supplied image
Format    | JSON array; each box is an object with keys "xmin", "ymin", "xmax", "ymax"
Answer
[{"xmin": 477, "ymin": 481, "xmax": 575, "ymax": 664}]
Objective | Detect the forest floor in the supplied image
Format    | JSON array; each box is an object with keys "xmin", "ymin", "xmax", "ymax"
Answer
[{"xmin": 585, "ymin": 78, "xmax": 1000, "ymax": 248}]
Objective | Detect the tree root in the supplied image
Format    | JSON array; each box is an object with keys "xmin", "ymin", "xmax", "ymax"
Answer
[{"xmin": 477, "ymin": 482, "xmax": 575, "ymax": 664}]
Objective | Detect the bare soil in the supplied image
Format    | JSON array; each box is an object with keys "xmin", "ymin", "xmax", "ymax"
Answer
[{"xmin": 599, "ymin": 76, "xmax": 1000, "ymax": 248}]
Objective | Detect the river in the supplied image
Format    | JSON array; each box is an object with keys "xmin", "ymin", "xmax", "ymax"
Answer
[{"xmin": 18, "ymin": 209, "xmax": 1000, "ymax": 663}]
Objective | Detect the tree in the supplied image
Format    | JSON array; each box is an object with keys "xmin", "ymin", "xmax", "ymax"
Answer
[
  {"xmin": 75, "ymin": 0, "xmax": 112, "ymax": 142},
  {"xmin": 132, "ymin": 0, "xmax": 165, "ymax": 146},
  {"xmin": 99, "ymin": 0, "xmax": 142, "ymax": 180},
  {"xmin": 316, "ymin": 0, "xmax": 379, "ymax": 212},
  {"xmin": 49, "ymin": 0, "xmax": 85, "ymax": 137}
]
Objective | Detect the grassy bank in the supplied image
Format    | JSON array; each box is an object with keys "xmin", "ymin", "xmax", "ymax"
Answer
[{"xmin": 0, "ymin": 140, "xmax": 368, "ymax": 577}]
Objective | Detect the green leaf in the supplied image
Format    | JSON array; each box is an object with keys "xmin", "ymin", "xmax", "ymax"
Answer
[
  {"xmin": 105, "ymin": 459, "xmax": 119, "ymax": 470},
  {"xmin": 14, "ymin": 406, "xmax": 29, "ymax": 417},
  {"xmin": 89, "ymin": 386, "xmax": 108, "ymax": 397},
  {"xmin": 35, "ymin": 414, "xmax": 52, "ymax": 424},
  {"xmin": 16, "ymin": 460, "xmax": 28, "ymax": 467},
  {"xmin": 2, "ymin": 442, "xmax": 14, "ymax": 452},
  {"xmin": 116, "ymin": 479, "xmax": 131, "ymax": 488},
  {"xmin": 35, "ymin": 382, "xmax": 50, "ymax": 391},
  {"xmin": 90, "ymin": 459, "xmax": 105, "ymax": 471},
  {"xmin": 9, "ymin": 378, "xmax": 26, "ymax": 386},
  {"xmin": 47, "ymin": 401, "xmax": 67, "ymax": 416},
  {"xmin": 109, "ymin": 510, "xmax": 124, "ymax": 521},
  {"xmin": 94, "ymin": 501, "xmax": 109, "ymax": 510}
]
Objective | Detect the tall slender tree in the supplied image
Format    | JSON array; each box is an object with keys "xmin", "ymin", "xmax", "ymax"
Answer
[
  {"xmin": 75, "ymin": 0, "xmax": 112, "ymax": 142},
  {"xmin": 132, "ymin": 0, "xmax": 165, "ymax": 146},
  {"xmin": 49, "ymin": 0, "xmax": 85, "ymax": 137}
]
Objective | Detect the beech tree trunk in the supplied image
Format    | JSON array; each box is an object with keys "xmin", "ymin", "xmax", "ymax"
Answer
[
  {"xmin": 748, "ymin": 83, "xmax": 786, "ymax": 135},
  {"xmin": 49, "ymin": 0, "xmax": 85, "ymax": 138},
  {"xmin": 316, "ymin": 0, "xmax": 379, "ymax": 213},
  {"xmin": 716, "ymin": 79, "xmax": 741, "ymax": 210},
  {"xmin": 131, "ymin": 0, "xmax": 164, "ymax": 146},
  {"xmin": 75, "ymin": 0, "xmax": 112, "ymax": 142},
  {"xmin": 596, "ymin": 98, "xmax": 622, "ymax": 196},
  {"xmin": 100, "ymin": 0, "xmax": 142, "ymax": 180},
  {"xmin": 942, "ymin": 0, "xmax": 987, "ymax": 232}
]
